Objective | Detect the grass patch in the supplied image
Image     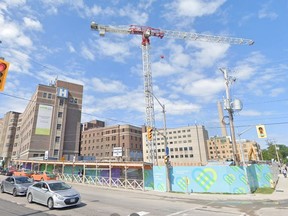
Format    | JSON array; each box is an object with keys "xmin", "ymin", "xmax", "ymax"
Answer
[{"xmin": 253, "ymin": 187, "xmax": 274, "ymax": 194}]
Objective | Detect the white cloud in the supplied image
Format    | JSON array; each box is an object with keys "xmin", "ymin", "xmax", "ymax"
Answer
[
  {"xmin": 269, "ymin": 88, "xmax": 285, "ymax": 97},
  {"xmin": 190, "ymin": 41, "xmax": 230, "ymax": 68},
  {"xmin": 119, "ymin": 5, "xmax": 149, "ymax": 25},
  {"xmin": 81, "ymin": 45, "xmax": 95, "ymax": 61},
  {"xmin": 176, "ymin": 0, "xmax": 226, "ymax": 17},
  {"xmin": 240, "ymin": 110, "xmax": 262, "ymax": 117},
  {"xmin": 152, "ymin": 61, "xmax": 177, "ymax": 77},
  {"xmin": 4, "ymin": 0, "xmax": 26, "ymax": 7},
  {"xmin": 93, "ymin": 40, "xmax": 131, "ymax": 63},
  {"xmin": 0, "ymin": 14, "xmax": 33, "ymax": 48},
  {"xmin": 184, "ymin": 77, "xmax": 224, "ymax": 97},
  {"xmin": 258, "ymin": 3, "xmax": 278, "ymax": 20},
  {"xmin": 90, "ymin": 78, "xmax": 127, "ymax": 93},
  {"xmin": 23, "ymin": 17, "xmax": 43, "ymax": 31},
  {"xmin": 66, "ymin": 42, "xmax": 76, "ymax": 53}
]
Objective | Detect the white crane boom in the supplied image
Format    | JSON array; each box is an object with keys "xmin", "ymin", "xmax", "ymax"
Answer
[
  {"xmin": 90, "ymin": 21, "xmax": 254, "ymax": 165},
  {"xmin": 91, "ymin": 22, "xmax": 254, "ymax": 45}
]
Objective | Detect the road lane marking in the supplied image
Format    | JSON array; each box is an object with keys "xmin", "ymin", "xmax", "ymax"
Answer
[
  {"xmin": 166, "ymin": 208, "xmax": 196, "ymax": 216},
  {"xmin": 129, "ymin": 211, "xmax": 150, "ymax": 216}
]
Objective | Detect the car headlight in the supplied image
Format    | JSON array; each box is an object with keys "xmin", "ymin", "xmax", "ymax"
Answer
[{"xmin": 54, "ymin": 193, "xmax": 64, "ymax": 200}]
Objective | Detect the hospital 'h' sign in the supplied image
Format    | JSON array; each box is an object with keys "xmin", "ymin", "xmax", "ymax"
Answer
[{"xmin": 57, "ymin": 87, "xmax": 68, "ymax": 98}]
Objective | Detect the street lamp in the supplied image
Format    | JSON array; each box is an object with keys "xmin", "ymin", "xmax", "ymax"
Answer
[{"xmin": 149, "ymin": 91, "xmax": 171, "ymax": 192}]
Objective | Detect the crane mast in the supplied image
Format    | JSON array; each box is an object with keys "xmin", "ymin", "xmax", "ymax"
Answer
[{"xmin": 90, "ymin": 22, "xmax": 254, "ymax": 165}]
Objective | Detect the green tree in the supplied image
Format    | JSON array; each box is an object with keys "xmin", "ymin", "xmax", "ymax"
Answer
[{"xmin": 262, "ymin": 142, "xmax": 288, "ymax": 164}]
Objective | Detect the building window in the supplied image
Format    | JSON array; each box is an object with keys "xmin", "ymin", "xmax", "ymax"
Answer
[
  {"xmin": 58, "ymin": 112, "xmax": 63, "ymax": 118},
  {"xmin": 48, "ymin": 93, "xmax": 52, "ymax": 99},
  {"xmin": 43, "ymin": 92, "xmax": 47, "ymax": 98},
  {"xmin": 59, "ymin": 99, "xmax": 64, "ymax": 106},
  {"xmin": 57, "ymin": 124, "xmax": 61, "ymax": 130},
  {"xmin": 55, "ymin": 136, "xmax": 60, "ymax": 143},
  {"xmin": 54, "ymin": 150, "xmax": 59, "ymax": 156}
]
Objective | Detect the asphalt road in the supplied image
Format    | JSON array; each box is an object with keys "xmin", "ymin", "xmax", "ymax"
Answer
[{"xmin": 1, "ymin": 175, "xmax": 288, "ymax": 216}]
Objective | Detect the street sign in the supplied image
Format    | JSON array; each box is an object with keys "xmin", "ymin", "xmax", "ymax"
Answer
[
  {"xmin": 44, "ymin": 151, "xmax": 48, "ymax": 160},
  {"xmin": 113, "ymin": 147, "xmax": 123, "ymax": 157},
  {"xmin": 165, "ymin": 147, "xmax": 169, "ymax": 155}
]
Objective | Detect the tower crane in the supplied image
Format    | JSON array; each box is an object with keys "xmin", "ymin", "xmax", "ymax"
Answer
[{"xmin": 90, "ymin": 22, "xmax": 254, "ymax": 165}]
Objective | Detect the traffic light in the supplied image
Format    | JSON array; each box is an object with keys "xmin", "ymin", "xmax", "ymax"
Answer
[
  {"xmin": 147, "ymin": 127, "xmax": 153, "ymax": 141},
  {"xmin": 256, "ymin": 124, "xmax": 267, "ymax": 138},
  {"xmin": 0, "ymin": 58, "xmax": 10, "ymax": 91},
  {"xmin": 164, "ymin": 155, "xmax": 169, "ymax": 164}
]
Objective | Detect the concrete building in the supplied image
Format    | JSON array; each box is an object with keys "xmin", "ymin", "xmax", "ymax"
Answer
[
  {"xmin": 0, "ymin": 118, "xmax": 3, "ymax": 158},
  {"xmin": 80, "ymin": 121, "xmax": 143, "ymax": 161},
  {"xmin": 207, "ymin": 136, "xmax": 262, "ymax": 162},
  {"xmin": 143, "ymin": 125, "xmax": 209, "ymax": 166},
  {"xmin": 0, "ymin": 111, "xmax": 20, "ymax": 166},
  {"xmin": 11, "ymin": 80, "xmax": 83, "ymax": 161}
]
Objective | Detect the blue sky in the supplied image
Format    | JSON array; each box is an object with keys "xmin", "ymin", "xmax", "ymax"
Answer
[{"xmin": 0, "ymin": 0, "xmax": 287, "ymax": 149}]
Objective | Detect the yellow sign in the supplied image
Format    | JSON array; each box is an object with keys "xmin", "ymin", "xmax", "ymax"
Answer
[{"xmin": 256, "ymin": 125, "xmax": 267, "ymax": 138}]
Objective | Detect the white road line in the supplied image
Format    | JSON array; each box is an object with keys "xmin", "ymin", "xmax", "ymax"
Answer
[
  {"xmin": 129, "ymin": 211, "xmax": 150, "ymax": 216},
  {"xmin": 165, "ymin": 208, "xmax": 196, "ymax": 216}
]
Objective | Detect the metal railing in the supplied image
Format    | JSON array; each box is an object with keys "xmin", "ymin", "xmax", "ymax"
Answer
[{"xmin": 57, "ymin": 173, "xmax": 144, "ymax": 191}]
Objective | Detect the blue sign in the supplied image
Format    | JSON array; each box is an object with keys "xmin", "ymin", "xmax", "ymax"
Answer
[
  {"xmin": 165, "ymin": 147, "xmax": 169, "ymax": 155},
  {"xmin": 57, "ymin": 87, "xmax": 68, "ymax": 98}
]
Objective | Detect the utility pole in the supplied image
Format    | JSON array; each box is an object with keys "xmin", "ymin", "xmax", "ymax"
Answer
[
  {"xmin": 273, "ymin": 140, "xmax": 280, "ymax": 164},
  {"xmin": 220, "ymin": 68, "xmax": 238, "ymax": 165}
]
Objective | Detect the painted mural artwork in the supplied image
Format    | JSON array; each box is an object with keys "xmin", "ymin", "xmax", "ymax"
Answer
[
  {"xmin": 20, "ymin": 162, "xmax": 277, "ymax": 194},
  {"xmin": 145, "ymin": 164, "xmax": 276, "ymax": 194}
]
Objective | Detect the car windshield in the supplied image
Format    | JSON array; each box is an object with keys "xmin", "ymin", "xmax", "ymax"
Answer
[
  {"xmin": 15, "ymin": 177, "xmax": 32, "ymax": 184},
  {"xmin": 48, "ymin": 182, "xmax": 71, "ymax": 191}
]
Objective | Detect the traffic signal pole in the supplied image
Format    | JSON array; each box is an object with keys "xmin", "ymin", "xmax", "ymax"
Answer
[{"xmin": 150, "ymin": 92, "xmax": 171, "ymax": 192}]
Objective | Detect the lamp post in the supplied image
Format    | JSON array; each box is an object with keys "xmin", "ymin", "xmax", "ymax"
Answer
[{"xmin": 149, "ymin": 91, "xmax": 171, "ymax": 192}]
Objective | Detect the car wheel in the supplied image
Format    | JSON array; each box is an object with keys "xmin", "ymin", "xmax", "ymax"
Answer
[
  {"xmin": 0, "ymin": 185, "xmax": 4, "ymax": 193},
  {"xmin": 12, "ymin": 188, "xmax": 17, "ymax": 197},
  {"xmin": 47, "ymin": 198, "xmax": 54, "ymax": 210},
  {"xmin": 27, "ymin": 193, "xmax": 33, "ymax": 203}
]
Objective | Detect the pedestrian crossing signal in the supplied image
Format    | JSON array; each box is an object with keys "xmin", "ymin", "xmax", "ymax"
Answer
[
  {"xmin": 0, "ymin": 58, "xmax": 10, "ymax": 91},
  {"xmin": 256, "ymin": 125, "xmax": 267, "ymax": 138}
]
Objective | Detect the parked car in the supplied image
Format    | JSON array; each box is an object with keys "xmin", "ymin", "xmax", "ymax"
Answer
[
  {"xmin": 13, "ymin": 169, "xmax": 33, "ymax": 177},
  {"xmin": 0, "ymin": 168, "xmax": 12, "ymax": 176},
  {"xmin": 26, "ymin": 180, "xmax": 81, "ymax": 209},
  {"xmin": 31, "ymin": 171, "xmax": 57, "ymax": 181},
  {"xmin": 0, "ymin": 176, "xmax": 34, "ymax": 196}
]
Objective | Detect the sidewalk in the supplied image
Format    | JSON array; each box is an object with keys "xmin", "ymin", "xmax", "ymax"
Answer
[{"xmin": 147, "ymin": 174, "xmax": 288, "ymax": 201}]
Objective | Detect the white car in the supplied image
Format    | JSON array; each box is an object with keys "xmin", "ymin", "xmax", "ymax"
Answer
[
  {"xmin": 0, "ymin": 176, "xmax": 33, "ymax": 196},
  {"xmin": 26, "ymin": 180, "xmax": 81, "ymax": 209}
]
